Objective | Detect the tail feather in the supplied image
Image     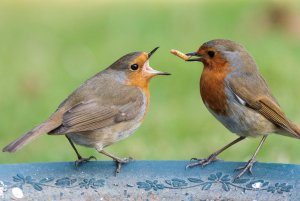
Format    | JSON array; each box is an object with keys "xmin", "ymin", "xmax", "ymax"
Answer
[
  {"xmin": 3, "ymin": 120, "xmax": 60, "ymax": 152},
  {"xmin": 282, "ymin": 119, "xmax": 300, "ymax": 139},
  {"xmin": 290, "ymin": 122, "xmax": 300, "ymax": 138}
]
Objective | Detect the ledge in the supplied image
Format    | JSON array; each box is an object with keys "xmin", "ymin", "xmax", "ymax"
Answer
[{"xmin": 0, "ymin": 160, "xmax": 299, "ymax": 200}]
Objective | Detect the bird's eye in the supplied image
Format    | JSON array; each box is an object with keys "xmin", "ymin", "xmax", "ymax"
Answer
[
  {"xmin": 130, "ymin": 64, "xmax": 139, "ymax": 71},
  {"xmin": 207, "ymin": 51, "xmax": 215, "ymax": 58}
]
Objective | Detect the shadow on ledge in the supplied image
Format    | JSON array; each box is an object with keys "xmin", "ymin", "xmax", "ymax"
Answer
[{"xmin": 0, "ymin": 160, "xmax": 299, "ymax": 200}]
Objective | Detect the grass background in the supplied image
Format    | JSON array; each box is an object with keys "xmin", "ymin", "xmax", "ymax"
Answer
[{"xmin": 1, "ymin": 0, "xmax": 300, "ymax": 164}]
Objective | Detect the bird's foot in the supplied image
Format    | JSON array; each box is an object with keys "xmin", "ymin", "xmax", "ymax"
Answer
[
  {"xmin": 75, "ymin": 155, "xmax": 97, "ymax": 167},
  {"xmin": 186, "ymin": 154, "xmax": 218, "ymax": 169},
  {"xmin": 234, "ymin": 158, "xmax": 257, "ymax": 180},
  {"xmin": 114, "ymin": 157, "xmax": 133, "ymax": 175}
]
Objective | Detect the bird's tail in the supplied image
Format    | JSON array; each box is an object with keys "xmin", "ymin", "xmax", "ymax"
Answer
[
  {"xmin": 3, "ymin": 119, "xmax": 60, "ymax": 152},
  {"xmin": 290, "ymin": 122, "xmax": 300, "ymax": 138}
]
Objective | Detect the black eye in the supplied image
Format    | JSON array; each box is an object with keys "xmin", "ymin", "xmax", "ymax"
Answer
[
  {"xmin": 130, "ymin": 64, "xmax": 139, "ymax": 71},
  {"xmin": 207, "ymin": 51, "xmax": 215, "ymax": 58}
]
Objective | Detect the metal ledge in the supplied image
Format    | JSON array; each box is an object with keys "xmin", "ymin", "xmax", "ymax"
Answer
[{"xmin": 0, "ymin": 160, "xmax": 299, "ymax": 200}]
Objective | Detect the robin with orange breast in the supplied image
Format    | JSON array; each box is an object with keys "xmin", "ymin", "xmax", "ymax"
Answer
[
  {"xmin": 173, "ymin": 39, "xmax": 300, "ymax": 179},
  {"xmin": 3, "ymin": 47, "xmax": 170, "ymax": 174}
]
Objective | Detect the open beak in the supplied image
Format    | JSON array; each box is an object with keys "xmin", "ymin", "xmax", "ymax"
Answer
[
  {"xmin": 145, "ymin": 63, "xmax": 171, "ymax": 76},
  {"xmin": 148, "ymin": 47, "xmax": 159, "ymax": 59},
  {"xmin": 186, "ymin": 52, "xmax": 203, "ymax": 62},
  {"xmin": 145, "ymin": 47, "xmax": 171, "ymax": 76}
]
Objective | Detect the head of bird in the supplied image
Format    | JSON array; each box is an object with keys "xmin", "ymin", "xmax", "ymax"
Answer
[
  {"xmin": 108, "ymin": 47, "xmax": 170, "ymax": 88},
  {"xmin": 186, "ymin": 39, "xmax": 257, "ymax": 72}
]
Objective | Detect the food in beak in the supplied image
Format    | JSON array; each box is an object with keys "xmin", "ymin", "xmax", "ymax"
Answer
[{"xmin": 170, "ymin": 49, "xmax": 192, "ymax": 61}]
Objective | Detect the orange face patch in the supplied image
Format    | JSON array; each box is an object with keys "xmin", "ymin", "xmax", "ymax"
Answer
[
  {"xmin": 125, "ymin": 52, "xmax": 151, "ymax": 106},
  {"xmin": 126, "ymin": 53, "xmax": 149, "ymax": 87}
]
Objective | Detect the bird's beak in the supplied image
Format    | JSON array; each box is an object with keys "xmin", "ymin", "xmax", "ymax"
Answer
[
  {"xmin": 145, "ymin": 64, "xmax": 171, "ymax": 76},
  {"xmin": 144, "ymin": 61, "xmax": 171, "ymax": 76},
  {"xmin": 148, "ymin": 47, "xmax": 159, "ymax": 59},
  {"xmin": 145, "ymin": 47, "xmax": 171, "ymax": 76},
  {"xmin": 186, "ymin": 52, "xmax": 203, "ymax": 62}
]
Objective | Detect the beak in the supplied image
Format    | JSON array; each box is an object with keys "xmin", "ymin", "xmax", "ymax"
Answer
[
  {"xmin": 145, "ymin": 47, "xmax": 171, "ymax": 76},
  {"xmin": 186, "ymin": 52, "xmax": 203, "ymax": 62},
  {"xmin": 148, "ymin": 47, "xmax": 159, "ymax": 59},
  {"xmin": 145, "ymin": 65, "xmax": 171, "ymax": 76}
]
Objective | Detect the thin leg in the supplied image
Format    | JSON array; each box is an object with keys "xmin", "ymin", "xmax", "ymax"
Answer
[
  {"xmin": 66, "ymin": 136, "xmax": 82, "ymax": 159},
  {"xmin": 99, "ymin": 150, "xmax": 132, "ymax": 175},
  {"xmin": 234, "ymin": 135, "xmax": 268, "ymax": 179},
  {"xmin": 66, "ymin": 136, "xmax": 96, "ymax": 166},
  {"xmin": 186, "ymin": 136, "xmax": 246, "ymax": 169}
]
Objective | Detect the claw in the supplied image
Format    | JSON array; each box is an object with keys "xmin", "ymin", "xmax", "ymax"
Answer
[
  {"xmin": 234, "ymin": 158, "xmax": 257, "ymax": 180},
  {"xmin": 74, "ymin": 155, "xmax": 97, "ymax": 166},
  {"xmin": 189, "ymin": 158, "xmax": 200, "ymax": 163},
  {"xmin": 114, "ymin": 157, "xmax": 133, "ymax": 175},
  {"xmin": 186, "ymin": 155, "xmax": 218, "ymax": 169},
  {"xmin": 186, "ymin": 160, "xmax": 200, "ymax": 169},
  {"xmin": 186, "ymin": 160, "xmax": 204, "ymax": 169}
]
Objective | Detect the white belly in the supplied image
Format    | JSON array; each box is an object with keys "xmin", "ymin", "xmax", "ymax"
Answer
[{"xmin": 206, "ymin": 101, "xmax": 278, "ymax": 137}]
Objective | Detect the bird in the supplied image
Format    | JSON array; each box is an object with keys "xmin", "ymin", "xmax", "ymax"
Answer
[
  {"xmin": 3, "ymin": 47, "xmax": 170, "ymax": 174},
  {"xmin": 181, "ymin": 39, "xmax": 300, "ymax": 179}
]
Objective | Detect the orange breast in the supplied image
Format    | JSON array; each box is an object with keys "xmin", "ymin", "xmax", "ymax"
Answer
[
  {"xmin": 126, "ymin": 76, "xmax": 150, "ymax": 111},
  {"xmin": 200, "ymin": 67, "xmax": 230, "ymax": 116}
]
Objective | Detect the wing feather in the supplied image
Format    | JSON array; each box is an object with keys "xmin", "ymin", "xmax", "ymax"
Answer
[
  {"xmin": 49, "ymin": 87, "xmax": 145, "ymax": 134},
  {"xmin": 227, "ymin": 72, "xmax": 300, "ymax": 137}
]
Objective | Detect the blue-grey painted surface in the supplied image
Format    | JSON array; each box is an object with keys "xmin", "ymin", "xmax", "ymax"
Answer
[{"xmin": 0, "ymin": 160, "xmax": 299, "ymax": 200}]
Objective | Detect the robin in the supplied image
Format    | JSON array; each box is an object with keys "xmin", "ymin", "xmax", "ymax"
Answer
[
  {"xmin": 174, "ymin": 39, "xmax": 300, "ymax": 179},
  {"xmin": 3, "ymin": 47, "xmax": 170, "ymax": 174}
]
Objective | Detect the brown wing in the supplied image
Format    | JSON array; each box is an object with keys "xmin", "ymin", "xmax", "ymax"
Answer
[
  {"xmin": 49, "ymin": 87, "xmax": 145, "ymax": 134},
  {"xmin": 227, "ymin": 72, "xmax": 300, "ymax": 137}
]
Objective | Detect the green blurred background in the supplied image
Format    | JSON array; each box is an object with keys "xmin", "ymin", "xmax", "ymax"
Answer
[{"xmin": 1, "ymin": 0, "xmax": 300, "ymax": 164}]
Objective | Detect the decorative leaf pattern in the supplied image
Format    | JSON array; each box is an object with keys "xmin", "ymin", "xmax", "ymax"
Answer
[
  {"xmin": 267, "ymin": 183, "xmax": 293, "ymax": 194},
  {"xmin": 165, "ymin": 178, "xmax": 188, "ymax": 188},
  {"xmin": 3, "ymin": 174, "xmax": 105, "ymax": 191},
  {"xmin": 55, "ymin": 177, "xmax": 77, "ymax": 187},
  {"xmin": 136, "ymin": 180, "xmax": 165, "ymax": 191},
  {"xmin": 137, "ymin": 172, "xmax": 294, "ymax": 194},
  {"xmin": 79, "ymin": 178, "xmax": 105, "ymax": 189},
  {"xmin": 2, "ymin": 171, "xmax": 294, "ymax": 195}
]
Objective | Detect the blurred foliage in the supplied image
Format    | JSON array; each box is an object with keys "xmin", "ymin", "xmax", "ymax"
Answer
[{"xmin": 1, "ymin": 0, "xmax": 300, "ymax": 164}]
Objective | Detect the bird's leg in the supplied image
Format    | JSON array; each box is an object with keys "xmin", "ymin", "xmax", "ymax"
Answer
[
  {"xmin": 186, "ymin": 136, "xmax": 246, "ymax": 169},
  {"xmin": 66, "ymin": 136, "xmax": 96, "ymax": 166},
  {"xmin": 234, "ymin": 135, "xmax": 268, "ymax": 179},
  {"xmin": 99, "ymin": 150, "xmax": 132, "ymax": 175}
]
